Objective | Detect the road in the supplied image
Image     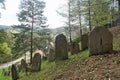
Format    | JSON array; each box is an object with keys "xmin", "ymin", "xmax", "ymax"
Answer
[
  {"xmin": 0, "ymin": 51, "xmax": 30, "ymax": 69},
  {"xmin": 0, "ymin": 56, "xmax": 25, "ymax": 69}
]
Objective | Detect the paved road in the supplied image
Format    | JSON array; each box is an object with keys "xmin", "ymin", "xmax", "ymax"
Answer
[
  {"xmin": 0, "ymin": 52, "xmax": 30, "ymax": 69},
  {"xmin": 0, "ymin": 56, "xmax": 25, "ymax": 69}
]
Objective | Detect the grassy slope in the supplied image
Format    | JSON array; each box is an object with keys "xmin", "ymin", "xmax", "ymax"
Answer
[
  {"xmin": 19, "ymin": 50, "xmax": 90, "ymax": 80},
  {"xmin": 19, "ymin": 51, "xmax": 120, "ymax": 80},
  {"xmin": 0, "ymin": 68, "xmax": 12, "ymax": 80},
  {"xmin": 19, "ymin": 27, "xmax": 120, "ymax": 80},
  {"xmin": 1, "ymin": 27, "xmax": 120, "ymax": 80}
]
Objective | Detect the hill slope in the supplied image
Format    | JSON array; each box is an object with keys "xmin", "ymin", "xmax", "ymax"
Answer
[
  {"xmin": 18, "ymin": 27, "xmax": 120, "ymax": 80},
  {"xmin": 18, "ymin": 50, "xmax": 120, "ymax": 80}
]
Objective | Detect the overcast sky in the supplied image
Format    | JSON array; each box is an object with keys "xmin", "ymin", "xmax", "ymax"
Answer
[{"xmin": 0, "ymin": 0, "xmax": 67, "ymax": 29}]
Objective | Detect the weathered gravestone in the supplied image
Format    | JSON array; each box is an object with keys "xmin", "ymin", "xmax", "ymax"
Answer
[
  {"xmin": 21, "ymin": 59, "xmax": 27, "ymax": 72},
  {"xmin": 55, "ymin": 34, "xmax": 68, "ymax": 60},
  {"xmin": 89, "ymin": 27, "xmax": 113, "ymax": 56},
  {"xmin": 81, "ymin": 34, "xmax": 88, "ymax": 50},
  {"xmin": 11, "ymin": 64, "xmax": 19, "ymax": 80},
  {"xmin": 30, "ymin": 53, "xmax": 41, "ymax": 72},
  {"xmin": 47, "ymin": 48, "xmax": 55, "ymax": 62},
  {"xmin": 70, "ymin": 42, "xmax": 80, "ymax": 55},
  {"xmin": 47, "ymin": 42, "xmax": 55, "ymax": 62}
]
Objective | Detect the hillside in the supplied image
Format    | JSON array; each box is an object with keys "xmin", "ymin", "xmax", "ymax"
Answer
[
  {"xmin": 17, "ymin": 27, "xmax": 120, "ymax": 80},
  {"xmin": 0, "ymin": 25, "xmax": 11, "ymax": 30}
]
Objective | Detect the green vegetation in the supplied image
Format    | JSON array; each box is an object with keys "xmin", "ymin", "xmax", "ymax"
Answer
[
  {"xmin": 0, "ymin": 42, "xmax": 11, "ymax": 54},
  {"xmin": 110, "ymin": 26, "xmax": 120, "ymax": 51},
  {"xmin": 0, "ymin": 68, "xmax": 11, "ymax": 80},
  {"xmin": 0, "ymin": 54, "xmax": 12, "ymax": 64},
  {"xmin": 19, "ymin": 50, "xmax": 89, "ymax": 80},
  {"xmin": 0, "ymin": 30, "xmax": 13, "ymax": 64},
  {"xmin": 17, "ymin": 27, "xmax": 120, "ymax": 80}
]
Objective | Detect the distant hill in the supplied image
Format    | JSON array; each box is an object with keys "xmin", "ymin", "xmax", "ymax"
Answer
[
  {"xmin": 0, "ymin": 25, "xmax": 11, "ymax": 30},
  {"xmin": 50, "ymin": 27, "xmax": 65, "ymax": 35}
]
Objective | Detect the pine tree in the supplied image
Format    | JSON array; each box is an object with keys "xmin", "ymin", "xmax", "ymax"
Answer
[
  {"xmin": 90, "ymin": 0, "xmax": 111, "ymax": 27},
  {"xmin": 17, "ymin": 0, "xmax": 47, "ymax": 63}
]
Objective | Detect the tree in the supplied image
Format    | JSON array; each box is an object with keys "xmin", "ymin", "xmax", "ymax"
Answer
[
  {"xmin": 0, "ymin": 30, "xmax": 11, "ymax": 55},
  {"xmin": 57, "ymin": 0, "xmax": 78, "ymax": 42},
  {"xmin": 17, "ymin": 0, "xmax": 47, "ymax": 63},
  {"xmin": 0, "ymin": 0, "xmax": 5, "ymax": 9},
  {"xmin": 90, "ymin": 0, "xmax": 111, "ymax": 27},
  {"xmin": 0, "ymin": 29, "xmax": 6, "ymax": 43},
  {"xmin": 82, "ymin": 0, "xmax": 112, "ymax": 29},
  {"xmin": 57, "ymin": 0, "xmax": 87, "ymax": 42},
  {"xmin": 36, "ymin": 27, "xmax": 52, "ymax": 48},
  {"xmin": 0, "ymin": 42, "xmax": 11, "ymax": 54}
]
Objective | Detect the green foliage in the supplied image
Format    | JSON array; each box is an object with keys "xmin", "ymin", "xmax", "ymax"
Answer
[
  {"xmin": 0, "ymin": 29, "xmax": 6, "ymax": 43},
  {"xmin": 0, "ymin": 68, "xmax": 11, "ymax": 80},
  {"xmin": 12, "ymin": 31, "xmax": 31, "ymax": 54},
  {"xmin": 12, "ymin": 0, "xmax": 48, "ymax": 56},
  {"xmin": 0, "ymin": 42, "xmax": 11, "ymax": 54},
  {"xmin": 90, "ymin": 0, "xmax": 111, "ymax": 26},
  {"xmin": 72, "ymin": 37, "xmax": 80, "ymax": 43},
  {"xmin": 6, "ymin": 31, "xmax": 15, "ymax": 48},
  {"xmin": 18, "ymin": 0, "xmax": 47, "ymax": 26},
  {"xmin": 19, "ymin": 50, "xmax": 89, "ymax": 80}
]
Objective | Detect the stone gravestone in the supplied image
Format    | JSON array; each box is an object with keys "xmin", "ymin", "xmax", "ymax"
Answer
[
  {"xmin": 48, "ymin": 48, "xmax": 55, "ymax": 62},
  {"xmin": 55, "ymin": 34, "xmax": 68, "ymax": 60},
  {"xmin": 21, "ymin": 59, "xmax": 27, "ymax": 72},
  {"xmin": 47, "ymin": 42, "xmax": 55, "ymax": 62},
  {"xmin": 70, "ymin": 42, "xmax": 80, "ymax": 55},
  {"xmin": 11, "ymin": 64, "xmax": 19, "ymax": 80},
  {"xmin": 31, "ymin": 53, "xmax": 41, "ymax": 72},
  {"xmin": 89, "ymin": 27, "xmax": 113, "ymax": 56},
  {"xmin": 81, "ymin": 34, "xmax": 88, "ymax": 50}
]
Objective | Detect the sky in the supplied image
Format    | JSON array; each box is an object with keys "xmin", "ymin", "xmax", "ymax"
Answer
[{"xmin": 0, "ymin": 0, "xmax": 67, "ymax": 29}]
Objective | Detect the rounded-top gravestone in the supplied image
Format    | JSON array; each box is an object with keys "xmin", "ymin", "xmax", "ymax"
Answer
[
  {"xmin": 31, "ymin": 53, "xmax": 41, "ymax": 72},
  {"xmin": 55, "ymin": 34, "xmax": 68, "ymax": 60}
]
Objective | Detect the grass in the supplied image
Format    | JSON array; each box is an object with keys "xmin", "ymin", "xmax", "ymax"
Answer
[
  {"xmin": 18, "ymin": 26, "xmax": 120, "ymax": 80},
  {"xmin": 109, "ymin": 26, "xmax": 120, "ymax": 51},
  {"xmin": 19, "ymin": 50, "xmax": 89, "ymax": 80},
  {"xmin": 0, "ymin": 68, "xmax": 11, "ymax": 80},
  {"xmin": 113, "ymin": 38, "xmax": 120, "ymax": 51},
  {"xmin": 1, "ymin": 26, "xmax": 120, "ymax": 80}
]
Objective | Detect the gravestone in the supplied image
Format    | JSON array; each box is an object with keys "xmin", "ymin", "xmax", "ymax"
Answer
[
  {"xmin": 21, "ymin": 59, "xmax": 27, "ymax": 72},
  {"xmin": 70, "ymin": 42, "xmax": 80, "ymax": 55},
  {"xmin": 89, "ymin": 27, "xmax": 113, "ymax": 56},
  {"xmin": 81, "ymin": 34, "xmax": 88, "ymax": 50},
  {"xmin": 11, "ymin": 64, "xmax": 19, "ymax": 80},
  {"xmin": 47, "ymin": 48, "xmax": 55, "ymax": 62},
  {"xmin": 55, "ymin": 34, "xmax": 68, "ymax": 60},
  {"xmin": 31, "ymin": 53, "xmax": 41, "ymax": 72}
]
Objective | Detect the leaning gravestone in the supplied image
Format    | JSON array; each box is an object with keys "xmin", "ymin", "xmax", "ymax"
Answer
[
  {"xmin": 47, "ymin": 48, "xmax": 55, "ymax": 62},
  {"xmin": 55, "ymin": 34, "xmax": 68, "ymax": 60},
  {"xmin": 31, "ymin": 53, "xmax": 41, "ymax": 72},
  {"xmin": 21, "ymin": 59, "xmax": 27, "ymax": 72},
  {"xmin": 11, "ymin": 64, "xmax": 19, "ymax": 80},
  {"xmin": 89, "ymin": 27, "xmax": 113, "ymax": 56},
  {"xmin": 81, "ymin": 34, "xmax": 88, "ymax": 50},
  {"xmin": 70, "ymin": 42, "xmax": 80, "ymax": 55}
]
